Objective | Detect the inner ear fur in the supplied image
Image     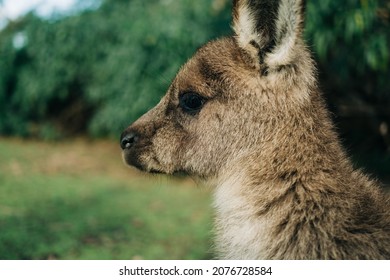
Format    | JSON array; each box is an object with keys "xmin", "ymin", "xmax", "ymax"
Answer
[{"xmin": 232, "ymin": 0, "xmax": 306, "ymax": 72}]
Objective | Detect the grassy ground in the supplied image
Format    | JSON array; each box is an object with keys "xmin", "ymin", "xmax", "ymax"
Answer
[
  {"xmin": 1, "ymin": 138, "xmax": 388, "ymax": 260},
  {"xmin": 0, "ymin": 138, "xmax": 213, "ymax": 260}
]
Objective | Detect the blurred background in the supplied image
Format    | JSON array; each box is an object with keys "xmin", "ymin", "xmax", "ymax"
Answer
[{"xmin": 0, "ymin": 0, "xmax": 389, "ymax": 259}]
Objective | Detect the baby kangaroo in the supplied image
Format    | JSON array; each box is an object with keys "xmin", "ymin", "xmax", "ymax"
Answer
[{"xmin": 120, "ymin": 0, "xmax": 390, "ymax": 259}]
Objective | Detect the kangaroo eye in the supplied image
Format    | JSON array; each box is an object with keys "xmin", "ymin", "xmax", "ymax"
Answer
[{"xmin": 179, "ymin": 92, "xmax": 206, "ymax": 114}]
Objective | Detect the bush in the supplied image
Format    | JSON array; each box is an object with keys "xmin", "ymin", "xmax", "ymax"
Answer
[
  {"xmin": 0, "ymin": 0, "xmax": 231, "ymax": 138},
  {"xmin": 0, "ymin": 0, "xmax": 389, "ymax": 144}
]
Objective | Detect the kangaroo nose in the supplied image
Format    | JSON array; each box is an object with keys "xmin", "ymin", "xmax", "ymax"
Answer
[{"xmin": 120, "ymin": 130, "xmax": 139, "ymax": 150}]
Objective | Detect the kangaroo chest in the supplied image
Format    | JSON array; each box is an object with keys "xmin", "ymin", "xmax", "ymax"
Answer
[{"xmin": 213, "ymin": 178, "xmax": 272, "ymax": 259}]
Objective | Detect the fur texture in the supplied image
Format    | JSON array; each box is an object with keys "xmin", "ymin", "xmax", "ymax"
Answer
[{"xmin": 120, "ymin": 0, "xmax": 390, "ymax": 259}]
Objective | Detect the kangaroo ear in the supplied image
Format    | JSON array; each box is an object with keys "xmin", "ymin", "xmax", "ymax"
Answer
[{"xmin": 232, "ymin": 0, "xmax": 306, "ymax": 73}]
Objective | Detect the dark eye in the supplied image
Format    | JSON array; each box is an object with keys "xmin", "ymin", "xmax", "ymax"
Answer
[{"xmin": 179, "ymin": 92, "xmax": 206, "ymax": 114}]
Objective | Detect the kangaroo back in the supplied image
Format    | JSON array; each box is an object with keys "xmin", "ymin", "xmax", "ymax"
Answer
[{"xmin": 120, "ymin": 0, "xmax": 390, "ymax": 259}]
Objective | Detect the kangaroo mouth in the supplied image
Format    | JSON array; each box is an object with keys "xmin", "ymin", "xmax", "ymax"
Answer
[
  {"xmin": 122, "ymin": 148, "xmax": 170, "ymax": 175},
  {"xmin": 122, "ymin": 155, "xmax": 139, "ymax": 170},
  {"xmin": 149, "ymin": 169, "xmax": 165, "ymax": 174},
  {"xmin": 122, "ymin": 148, "xmax": 147, "ymax": 171}
]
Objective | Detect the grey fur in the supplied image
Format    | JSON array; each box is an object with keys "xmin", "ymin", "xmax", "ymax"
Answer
[{"xmin": 121, "ymin": 0, "xmax": 390, "ymax": 259}]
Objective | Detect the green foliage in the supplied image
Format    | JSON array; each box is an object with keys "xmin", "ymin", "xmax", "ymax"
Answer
[
  {"xmin": 0, "ymin": 0, "xmax": 389, "ymax": 139},
  {"xmin": 306, "ymin": 0, "xmax": 390, "ymax": 97},
  {"xmin": 86, "ymin": 0, "xmax": 231, "ymax": 137},
  {"xmin": 0, "ymin": 0, "xmax": 231, "ymax": 138}
]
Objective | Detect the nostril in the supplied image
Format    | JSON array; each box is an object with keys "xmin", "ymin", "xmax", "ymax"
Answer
[{"xmin": 120, "ymin": 131, "xmax": 139, "ymax": 150}]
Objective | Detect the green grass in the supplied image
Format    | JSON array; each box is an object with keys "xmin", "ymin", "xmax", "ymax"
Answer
[{"xmin": 0, "ymin": 138, "xmax": 213, "ymax": 260}]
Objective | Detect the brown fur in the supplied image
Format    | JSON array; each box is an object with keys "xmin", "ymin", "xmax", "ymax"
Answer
[{"xmin": 120, "ymin": 0, "xmax": 390, "ymax": 259}]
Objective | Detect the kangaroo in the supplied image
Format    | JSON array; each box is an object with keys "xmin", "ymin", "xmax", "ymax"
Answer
[{"xmin": 120, "ymin": 0, "xmax": 390, "ymax": 259}]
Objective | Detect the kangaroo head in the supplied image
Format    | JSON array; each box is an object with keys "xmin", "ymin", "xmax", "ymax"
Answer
[{"xmin": 121, "ymin": 0, "xmax": 316, "ymax": 182}]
